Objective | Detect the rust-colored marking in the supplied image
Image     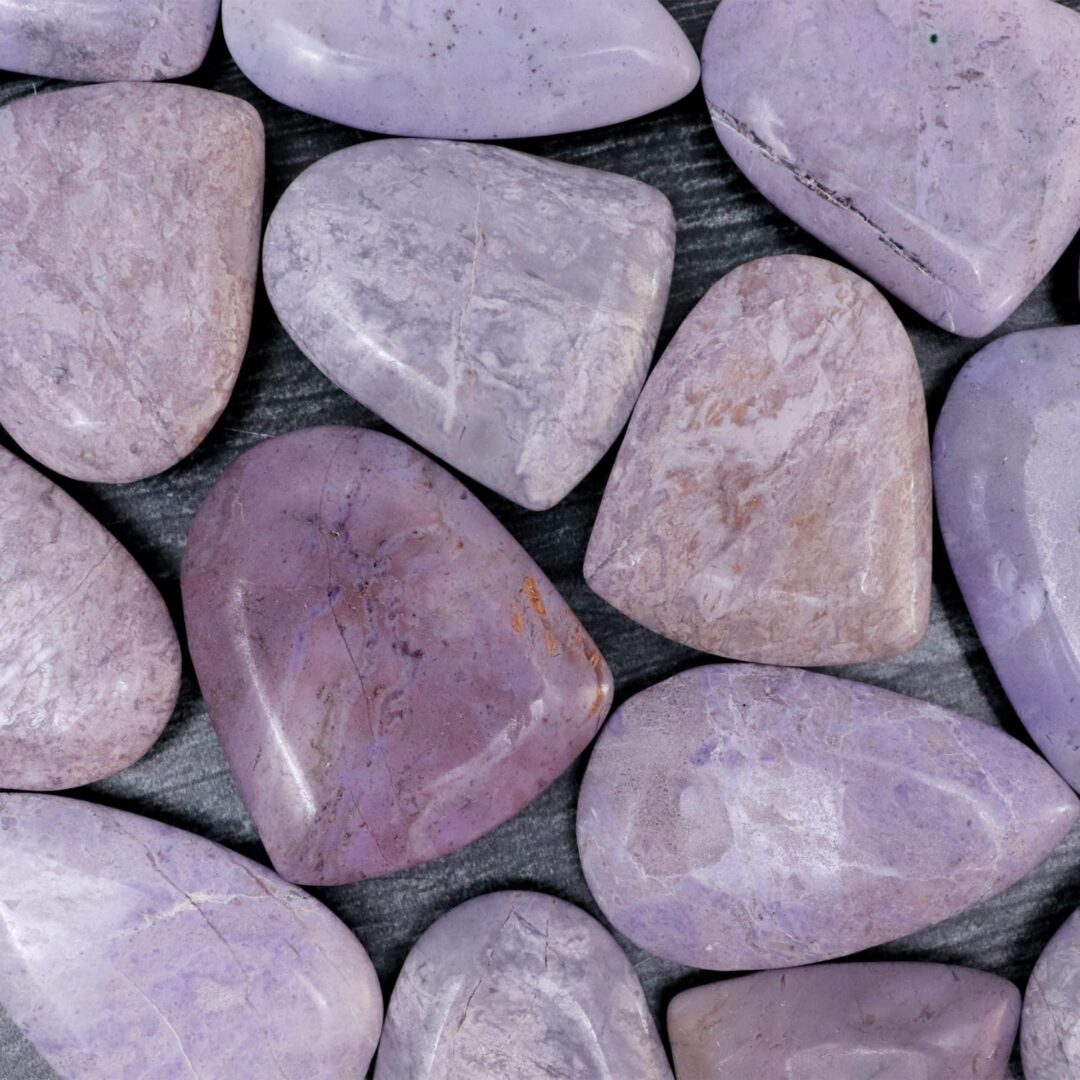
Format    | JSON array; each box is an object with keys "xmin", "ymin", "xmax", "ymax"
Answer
[
  {"xmin": 523, "ymin": 576, "xmax": 547, "ymax": 617},
  {"xmin": 511, "ymin": 611, "xmax": 525, "ymax": 635},
  {"xmin": 587, "ymin": 650, "xmax": 601, "ymax": 669},
  {"xmin": 544, "ymin": 629, "xmax": 560, "ymax": 656}
]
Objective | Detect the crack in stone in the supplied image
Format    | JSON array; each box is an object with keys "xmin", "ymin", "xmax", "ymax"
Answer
[{"xmin": 115, "ymin": 968, "xmax": 202, "ymax": 1080}]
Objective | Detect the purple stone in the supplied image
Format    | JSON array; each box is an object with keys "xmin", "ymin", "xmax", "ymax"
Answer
[
  {"xmin": 0, "ymin": 448, "xmax": 180, "ymax": 790},
  {"xmin": 1022, "ymin": 908, "xmax": 1080, "ymax": 1079},
  {"xmin": 0, "ymin": 793, "xmax": 383, "ymax": 1077},
  {"xmin": 669, "ymin": 963, "xmax": 1020, "ymax": 1079},
  {"xmin": 701, "ymin": 0, "xmax": 1080, "ymax": 337},
  {"xmin": 222, "ymin": 0, "xmax": 699, "ymax": 139},
  {"xmin": 264, "ymin": 139, "xmax": 676, "ymax": 511},
  {"xmin": 182, "ymin": 427, "xmax": 613, "ymax": 886},
  {"xmin": 577, "ymin": 664, "xmax": 1078, "ymax": 970},
  {"xmin": 374, "ymin": 891, "xmax": 672, "ymax": 1079}
]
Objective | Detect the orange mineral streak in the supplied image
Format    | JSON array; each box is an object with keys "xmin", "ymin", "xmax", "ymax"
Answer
[
  {"xmin": 523, "ymin": 576, "xmax": 547, "ymax": 617},
  {"xmin": 510, "ymin": 610, "xmax": 525, "ymax": 635}
]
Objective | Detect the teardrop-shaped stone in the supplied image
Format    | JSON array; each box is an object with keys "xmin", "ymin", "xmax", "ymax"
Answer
[
  {"xmin": 182, "ymin": 427, "xmax": 612, "ymax": 886},
  {"xmin": 264, "ymin": 139, "xmax": 676, "ymax": 511},
  {"xmin": 585, "ymin": 255, "xmax": 931, "ymax": 666},
  {"xmin": 374, "ymin": 891, "xmax": 672, "ymax": 1080},
  {"xmin": 577, "ymin": 664, "xmax": 1077, "ymax": 971},
  {"xmin": 1022, "ymin": 908, "xmax": 1080, "ymax": 1079},
  {"xmin": 222, "ymin": 0, "xmax": 699, "ymax": 139},
  {"xmin": 0, "ymin": 793, "xmax": 383, "ymax": 1078},
  {"xmin": 0, "ymin": 448, "xmax": 180, "ymax": 790},
  {"xmin": 0, "ymin": 82, "xmax": 264, "ymax": 483}
]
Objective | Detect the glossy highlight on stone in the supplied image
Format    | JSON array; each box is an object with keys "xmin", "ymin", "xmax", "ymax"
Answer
[
  {"xmin": 375, "ymin": 891, "xmax": 672, "ymax": 1080},
  {"xmin": 222, "ymin": 0, "xmax": 700, "ymax": 139},
  {"xmin": 0, "ymin": 82, "xmax": 264, "ymax": 483},
  {"xmin": 701, "ymin": 0, "xmax": 1080, "ymax": 337},
  {"xmin": 935, "ymin": 327, "xmax": 1080, "ymax": 793},
  {"xmin": 0, "ymin": 448, "xmax": 180, "ymax": 791},
  {"xmin": 182, "ymin": 427, "xmax": 612, "ymax": 886},
  {"xmin": 1022, "ymin": 908, "xmax": 1080, "ymax": 1079},
  {"xmin": 0, "ymin": 794, "xmax": 383, "ymax": 1078},
  {"xmin": 577, "ymin": 664, "xmax": 1078, "ymax": 971},
  {"xmin": 585, "ymin": 255, "xmax": 931, "ymax": 666}
]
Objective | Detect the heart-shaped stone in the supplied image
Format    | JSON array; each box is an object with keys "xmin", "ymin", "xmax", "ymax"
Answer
[
  {"xmin": 182, "ymin": 427, "xmax": 612, "ymax": 886},
  {"xmin": 577, "ymin": 664, "xmax": 1078, "ymax": 971},
  {"xmin": 0, "ymin": 793, "xmax": 383, "ymax": 1078},
  {"xmin": 0, "ymin": 82, "xmax": 263, "ymax": 483},
  {"xmin": 374, "ymin": 891, "xmax": 672, "ymax": 1080},
  {"xmin": 222, "ymin": 0, "xmax": 699, "ymax": 139},
  {"xmin": 701, "ymin": 0, "xmax": 1080, "ymax": 337},
  {"xmin": 585, "ymin": 255, "xmax": 931, "ymax": 666},
  {"xmin": 0, "ymin": 448, "xmax": 180, "ymax": 790},
  {"xmin": 1022, "ymin": 907, "xmax": 1080, "ymax": 1080},
  {"xmin": 264, "ymin": 139, "xmax": 675, "ymax": 511}
]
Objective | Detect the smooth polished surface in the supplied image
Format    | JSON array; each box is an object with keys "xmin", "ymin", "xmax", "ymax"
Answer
[
  {"xmin": 701, "ymin": 0, "xmax": 1080, "ymax": 337},
  {"xmin": 585, "ymin": 255, "xmax": 931, "ymax": 666},
  {"xmin": 578, "ymin": 664, "xmax": 1079, "ymax": 970},
  {"xmin": 0, "ymin": 794, "xmax": 383, "ymax": 1078},
  {"xmin": 0, "ymin": 448, "xmax": 180, "ymax": 790},
  {"xmin": 1023, "ymin": 908, "xmax": 1080, "ymax": 1079},
  {"xmin": 0, "ymin": 81, "xmax": 263, "ymax": 483},
  {"xmin": 264, "ymin": 139, "xmax": 675, "ymax": 510},
  {"xmin": 374, "ymin": 891, "xmax": 672, "ymax": 1079},
  {"xmin": 222, "ymin": 0, "xmax": 700, "ymax": 138}
]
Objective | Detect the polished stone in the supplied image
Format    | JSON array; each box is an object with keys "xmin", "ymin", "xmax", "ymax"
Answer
[
  {"xmin": 264, "ymin": 139, "xmax": 675, "ymax": 510},
  {"xmin": 585, "ymin": 255, "xmax": 931, "ymax": 666},
  {"xmin": 0, "ymin": 793, "xmax": 383, "ymax": 1078},
  {"xmin": 374, "ymin": 891, "xmax": 671, "ymax": 1079},
  {"xmin": 0, "ymin": 82, "xmax": 263, "ymax": 483},
  {"xmin": 1023, "ymin": 907, "xmax": 1080, "ymax": 1080},
  {"xmin": 577, "ymin": 664, "xmax": 1078, "ymax": 970},
  {"xmin": 182, "ymin": 427, "xmax": 613, "ymax": 886},
  {"xmin": 701, "ymin": 0, "xmax": 1080, "ymax": 337},
  {"xmin": 222, "ymin": 0, "xmax": 699, "ymax": 139},
  {"xmin": 0, "ymin": 448, "xmax": 180, "ymax": 790}
]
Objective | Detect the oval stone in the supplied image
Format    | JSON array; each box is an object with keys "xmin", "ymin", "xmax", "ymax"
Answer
[
  {"xmin": 1023, "ymin": 908, "xmax": 1080, "ymax": 1079},
  {"xmin": 577, "ymin": 664, "xmax": 1078, "ymax": 970},
  {"xmin": 264, "ymin": 139, "xmax": 675, "ymax": 510},
  {"xmin": 374, "ymin": 891, "xmax": 671, "ymax": 1080},
  {"xmin": 182, "ymin": 427, "xmax": 613, "ymax": 886},
  {"xmin": 0, "ymin": 448, "xmax": 180, "ymax": 790}
]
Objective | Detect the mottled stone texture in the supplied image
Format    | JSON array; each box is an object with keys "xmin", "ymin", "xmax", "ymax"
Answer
[
  {"xmin": 375, "ymin": 891, "xmax": 672, "ymax": 1080},
  {"xmin": 0, "ymin": 0, "xmax": 220, "ymax": 82},
  {"xmin": 0, "ymin": 82, "xmax": 263, "ymax": 483},
  {"xmin": 183, "ymin": 427, "xmax": 612, "ymax": 886},
  {"xmin": 0, "ymin": 794, "xmax": 383, "ymax": 1078},
  {"xmin": 585, "ymin": 256, "xmax": 931, "ymax": 666},
  {"xmin": 936, "ymin": 328, "xmax": 1080, "ymax": 794},
  {"xmin": 1023, "ymin": 908, "xmax": 1080, "ymax": 1079},
  {"xmin": 0, "ymin": 449, "xmax": 180, "ymax": 790},
  {"xmin": 702, "ymin": 0, "xmax": 1080, "ymax": 337},
  {"xmin": 669, "ymin": 963, "xmax": 1020, "ymax": 1080},
  {"xmin": 577, "ymin": 665, "xmax": 1078, "ymax": 971},
  {"xmin": 264, "ymin": 139, "xmax": 675, "ymax": 511}
]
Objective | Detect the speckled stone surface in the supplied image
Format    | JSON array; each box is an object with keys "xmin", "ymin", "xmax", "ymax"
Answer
[
  {"xmin": 222, "ymin": 0, "xmax": 700, "ymax": 139},
  {"xmin": 585, "ymin": 255, "xmax": 931, "ymax": 666},
  {"xmin": 701, "ymin": 0, "xmax": 1080, "ymax": 337},
  {"xmin": 0, "ymin": 448, "xmax": 180, "ymax": 790},
  {"xmin": 182, "ymin": 427, "xmax": 613, "ymax": 886},
  {"xmin": 374, "ymin": 891, "xmax": 671, "ymax": 1080},
  {"xmin": 0, "ymin": 81, "xmax": 263, "ymax": 483},
  {"xmin": 669, "ymin": 962, "xmax": 1020, "ymax": 1079},
  {"xmin": 0, "ymin": 793, "xmax": 383, "ymax": 1079},
  {"xmin": 936, "ymin": 327, "xmax": 1080, "ymax": 794},
  {"xmin": 577, "ymin": 664, "xmax": 1079, "ymax": 971},
  {"xmin": 1023, "ymin": 908, "xmax": 1080, "ymax": 1079},
  {"xmin": 0, "ymin": 0, "xmax": 220, "ymax": 82},
  {"xmin": 264, "ymin": 139, "xmax": 676, "ymax": 510}
]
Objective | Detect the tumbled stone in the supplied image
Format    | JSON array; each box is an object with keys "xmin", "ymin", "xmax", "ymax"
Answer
[
  {"xmin": 182, "ymin": 427, "xmax": 612, "ymax": 886},
  {"xmin": 584, "ymin": 255, "xmax": 931, "ymax": 666},
  {"xmin": 669, "ymin": 963, "xmax": 1020, "ymax": 1080},
  {"xmin": 375, "ymin": 891, "xmax": 671, "ymax": 1080},
  {"xmin": 936, "ymin": 327, "xmax": 1080, "ymax": 793},
  {"xmin": 0, "ymin": 0, "xmax": 220, "ymax": 82},
  {"xmin": 0, "ymin": 793, "xmax": 383, "ymax": 1078},
  {"xmin": 1023, "ymin": 908, "xmax": 1080, "ymax": 1079},
  {"xmin": 0, "ymin": 82, "xmax": 263, "ymax": 483},
  {"xmin": 264, "ymin": 139, "xmax": 676, "ymax": 511},
  {"xmin": 0, "ymin": 448, "xmax": 180, "ymax": 790},
  {"xmin": 577, "ymin": 664, "xmax": 1078, "ymax": 970},
  {"xmin": 222, "ymin": 0, "xmax": 699, "ymax": 139},
  {"xmin": 701, "ymin": 0, "xmax": 1080, "ymax": 337}
]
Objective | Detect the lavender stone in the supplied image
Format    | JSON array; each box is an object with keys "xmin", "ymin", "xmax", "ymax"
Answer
[{"xmin": 1023, "ymin": 908, "xmax": 1080, "ymax": 1079}]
